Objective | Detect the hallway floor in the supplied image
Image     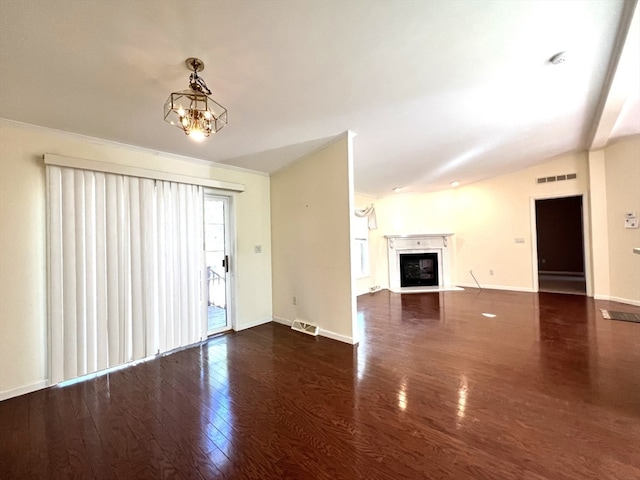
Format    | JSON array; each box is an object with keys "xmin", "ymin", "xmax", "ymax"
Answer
[{"xmin": 538, "ymin": 273, "xmax": 586, "ymax": 295}]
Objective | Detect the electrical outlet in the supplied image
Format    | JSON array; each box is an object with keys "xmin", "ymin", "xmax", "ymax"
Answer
[
  {"xmin": 625, "ymin": 218, "xmax": 639, "ymax": 229},
  {"xmin": 292, "ymin": 295, "xmax": 297, "ymax": 305},
  {"xmin": 489, "ymin": 270, "xmax": 494, "ymax": 276},
  {"xmin": 254, "ymin": 245, "xmax": 262, "ymax": 253},
  {"xmin": 515, "ymin": 237, "xmax": 525, "ymax": 243}
]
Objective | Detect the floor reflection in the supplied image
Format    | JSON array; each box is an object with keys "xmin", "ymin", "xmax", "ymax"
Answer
[
  {"xmin": 456, "ymin": 374, "xmax": 468, "ymax": 429},
  {"xmin": 5, "ymin": 288, "xmax": 638, "ymax": 478},
  {"xmin": 200, "ymin": 339, "xmax": 232, "ymax": 470},
  {"xmin": 538, "ymin": 293, "xmax": 592, "ymax": 389},
  {"xmin": 397, "ymin": 378, "xmax": 408, "ymax": 411},
  {"xmin": 398, "ymin": 292, "xmax": 443, "ymax": 323}
]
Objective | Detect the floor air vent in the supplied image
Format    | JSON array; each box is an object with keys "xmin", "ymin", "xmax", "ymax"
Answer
[
  {"xmin": 537, "ymin": 173, "xmax": 577, "ymax": 184},
  {"xmin": 291, "ymin": 319, "xmax": 319, "ymax": 336}
]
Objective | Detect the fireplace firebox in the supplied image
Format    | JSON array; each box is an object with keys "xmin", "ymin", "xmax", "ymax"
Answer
[{"xmin": 400, "ymin": 253, "xmax": 439, "ymax": 287}]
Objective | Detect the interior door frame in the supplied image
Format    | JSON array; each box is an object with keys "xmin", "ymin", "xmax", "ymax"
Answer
[
  {"xmin": 529, "ymin": 192, "xmax": 593, "ymax": 297},
  {"xmin": 203, "ymin": 189, "xmax": 237, "ymax": 334}
]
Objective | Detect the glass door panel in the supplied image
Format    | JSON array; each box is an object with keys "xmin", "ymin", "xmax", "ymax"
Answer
[{"xmin": 204, "ymin": 195, "xmax": 230, "ymax": 334}]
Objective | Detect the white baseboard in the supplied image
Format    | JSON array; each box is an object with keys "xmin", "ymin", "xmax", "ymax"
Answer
[
  {"xmin": 318, "ymin": 328, "xmax": 357, "ymax": 345},
  {"xmin": 594, "ymin": 295, "xmax": 640, "ymax": 307},
  {"xmin": 272, "ymin": 316, "xmax": 356, "ymax": 345},
  {"xmin": 389, "ymin": 285, "xmax": 464, "ymax": 294},
  {"xmin": 272, "ymin": 316, "xmax": 292, "ymax": 326},
  {"xmin": 609, "ymin": 296, "xmax": 640, "ymax": 307},
  {"xmin": 456, "ymin": 282, "xmax": 535, "ymax": 293},
  {"xmin": 0, "ymin": 379, "xmax": 49, "ymax": 401},
  {"xmin": 234, "ymin": 316, "xmax": 272, "ymax": 331},
  {"xmin": 357, "ymin": 288, "xmax": 388, "ymax": 297}
]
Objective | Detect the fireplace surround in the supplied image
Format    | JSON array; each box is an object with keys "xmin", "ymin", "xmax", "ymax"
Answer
[{"xmin": 385, "ymin": 234, "xmax": 461, "ymax": 293}]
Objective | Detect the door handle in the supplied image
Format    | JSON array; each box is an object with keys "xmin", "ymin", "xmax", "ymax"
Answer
[{"xmin": 222, "ymin": 255, "xmax": 229, "ymax": 273}]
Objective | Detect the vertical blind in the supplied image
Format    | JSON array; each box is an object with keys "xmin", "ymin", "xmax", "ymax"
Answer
[{"xmin": 46, "ymin": 165, "xmax": 205, "ymax": 384}]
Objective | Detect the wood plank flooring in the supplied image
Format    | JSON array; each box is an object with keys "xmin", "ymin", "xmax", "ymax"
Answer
[{"xmin": 1, "ymin": 288, "xmax": 639, "ymax": 479}]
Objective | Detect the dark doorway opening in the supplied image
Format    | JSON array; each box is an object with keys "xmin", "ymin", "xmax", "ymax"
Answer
[
  {"xmin": 400, "ymin": 253, "xmax": 439, "ymax": 287},
  {"xmin": 535, "ymin": 196, "xmax": 586, "ymax": 295}
]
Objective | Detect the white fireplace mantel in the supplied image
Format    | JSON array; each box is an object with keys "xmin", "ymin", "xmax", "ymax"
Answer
[{"xmin": 385, "ymin": 234, "xmax": 462, "ymax": 293}]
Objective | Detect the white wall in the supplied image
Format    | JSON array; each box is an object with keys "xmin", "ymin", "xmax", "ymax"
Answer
[
  {"xmin": 603, "ymin": 136, "xmax": 640, "ymax": 304},
  {"xmin": 366, "ymin": 145, "xmax": 638, "ymax": 305},
  {"xmin": 454, "ymin": 152, "xmax": 590, "ymax": 291},
  {"xmin": 0, "ymin": 119, "xmax": 273, "ymax": 399},
  {"xmin": 369, "ymin": 189, "xmax": 457, "ymax": 291},
  {"xmin": 588, "ymin": 149, "xmax": 611, "ymax": 298},
  {"xmin": 270, "ymin": 133, "xmax": 357, "ymax": 344},
  {"xmin": 369, "ymin": 152, "xmax": 590, "ymax": 292}
]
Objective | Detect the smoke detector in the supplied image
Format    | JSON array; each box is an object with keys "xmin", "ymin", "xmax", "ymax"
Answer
[{"xmin": 549, "ymin": 52, "xmax": 567, "ymax": 65}]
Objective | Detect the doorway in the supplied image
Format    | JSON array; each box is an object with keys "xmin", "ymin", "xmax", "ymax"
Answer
[
  {"xmin": 204, "ymin": 193, "xmax": 233, "ymax": 334},
  {"xmin": 534, "ymin": 195, "xmax": 586, "ymax": 295}
]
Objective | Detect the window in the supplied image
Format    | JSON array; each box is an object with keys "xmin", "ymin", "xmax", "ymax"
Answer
[{"xmin": 353, "ymin": 215, "xmax": 370, "ymax": 279}]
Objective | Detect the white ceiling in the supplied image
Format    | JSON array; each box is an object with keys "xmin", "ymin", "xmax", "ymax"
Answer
[{"xmin": 1, "ymin": 0, "xmax": 638, "ymax": 198}]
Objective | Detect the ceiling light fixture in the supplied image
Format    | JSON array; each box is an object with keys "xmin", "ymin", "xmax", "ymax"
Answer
[
  {"xmin": 450, "ymin": 181, "xmax": 460, "ymax": 188},
  {"xmin": 393, "ymin": 187, "xmax": 403, "ymax": 192},
  {"xmin": 164, "ymin": 57, "xmax": 227, "ymax": 141}
]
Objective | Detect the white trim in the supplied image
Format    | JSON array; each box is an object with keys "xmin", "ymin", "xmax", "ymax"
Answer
[
  {"xmin": 529, "ymin": 192, "xmax": 592, "ymax": 296},
  {"xmin": 272, "ymin": 316, "xmax": 293, "ymax": 326},
  {"xmin": 389, "ymin": 285, "xmax": 464, "ymax": 294},
  {"xmin": 44, "ymin": 153, "xmax": 245, "ymax": 191},
  {"xmin": 0, "ymin": 380, "xmax": 49, "ymax": 401},
  {"xmin": 234, "ymin": 316, "xmax": 273, "ymax": 331},
  {"xmin": 318, "ymin": 328, "xmax": 357, "ymax": 345},
  {"xmin": 386, "ymin": 234, "xmax": 454, "ymax": 290},
  {"xmin": 594, "ymin": 295, "xmax": 640, "ymax": 307},
  {"xmin": 272, "ymin": 317, "xmax": 358, "ymax": 345},
  {"xmin": 384, "ymin": 233, "xmax": 455, "ymax": 239},
  {"xmin": 203, "ymin": 191, "xmax": 237, "ymax": 335},
  {"xmin": 456, "ymin": 283, "xmax": 536, "ymax": 293},
  {"xmin": 357, "ymin": 288, "xmax": 387, "ymax": 297},
  {"xmin": 611, "ymin": 296, "xmax": 639, "ymax": 306},
  {"xmin": 1, "ymin": 117, "xmax": 268, "ymax": 177}
]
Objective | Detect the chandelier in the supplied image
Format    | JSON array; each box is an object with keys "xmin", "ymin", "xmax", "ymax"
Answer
[{"xmin": 164, "ymin": 57, "xmax": 227, "ymax": 141}]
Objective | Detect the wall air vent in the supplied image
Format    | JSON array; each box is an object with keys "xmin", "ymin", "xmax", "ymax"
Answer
[{"xmin": 536, "ymin": 173, "xmax": 577, "ymax": 184}]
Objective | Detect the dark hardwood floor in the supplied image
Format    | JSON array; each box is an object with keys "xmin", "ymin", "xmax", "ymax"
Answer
[{"xmin": 1, "ymin": 288, "xmax": 640, "ymax": 479}]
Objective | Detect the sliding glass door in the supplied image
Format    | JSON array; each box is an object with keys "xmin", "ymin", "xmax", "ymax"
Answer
[{"xmin": 204, "ymin": 193, "xmax": 233, "ymax": 335}]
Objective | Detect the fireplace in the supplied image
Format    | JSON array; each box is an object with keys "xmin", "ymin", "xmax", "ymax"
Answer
[
  {"xmin": 385, "ymin": 234, "xmax": 460, "ymax": 293},
  {"xmin": 400, "ymin": 253, "xmax": 439, "ymax": 287}
]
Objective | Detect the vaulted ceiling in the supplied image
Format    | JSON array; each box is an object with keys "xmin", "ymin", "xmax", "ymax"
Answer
[{"xmin": 1, "ymin": 0, "xmax": 638, "ymax": 197}]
